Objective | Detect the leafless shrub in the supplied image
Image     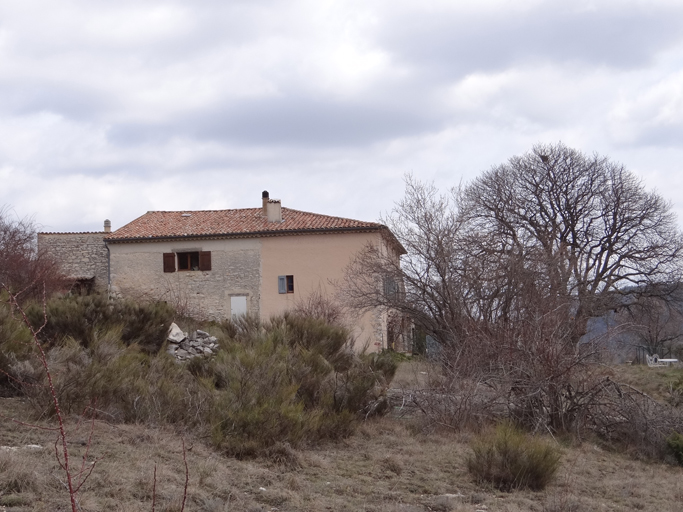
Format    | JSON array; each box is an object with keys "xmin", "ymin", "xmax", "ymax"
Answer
[
  {"xmin": 292, "ymin": 288, "xmax": 346, "ymax": 327},
  {"xmin": 0, "ymin": 205, "xmax": 68, "ymax": 304},
  {"xmin": 587, "ymin": 379, "xmax": 683, "ymax": 459},
  {"xmin": 158, "ymin": 276, "xmax": 203, "ymax": 320}
]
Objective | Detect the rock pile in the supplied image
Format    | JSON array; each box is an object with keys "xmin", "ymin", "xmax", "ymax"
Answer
[{"xmin": 166, "ymin": 322, "xmax": 220, "ymax": 361}]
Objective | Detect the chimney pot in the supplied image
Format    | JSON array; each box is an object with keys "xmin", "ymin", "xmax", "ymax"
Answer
[
  {"xmin": 262, "ymin": 190, "xmax": 269, "ymax": 215},
  {"xmin": 104, "ymin": 219, "xmax": 111, "ymax": 233}
]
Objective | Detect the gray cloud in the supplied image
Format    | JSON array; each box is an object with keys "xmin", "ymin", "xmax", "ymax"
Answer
[
  {"xmin": 1, "ymin": 1, "xmax": 683, "ymax": 232},
  {"xmin": 378, "ymin": 4, "xmax": 683, "ymax": 78},
  {"xmin": 108, "ymin": 94, "xmax": 439, "ymax": 147}
]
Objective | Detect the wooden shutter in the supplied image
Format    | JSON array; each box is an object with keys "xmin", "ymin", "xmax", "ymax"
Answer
[
  {"xmin": 278, "ymin": 276, "xmax": 286, "ymax": 294},
  {"xmin": 199, "ymin": 251, "xmax": 212, "ymax": 271},
  {"xmin": 163, "ymin": 253, "xmax": 176, "ymax": 273}
]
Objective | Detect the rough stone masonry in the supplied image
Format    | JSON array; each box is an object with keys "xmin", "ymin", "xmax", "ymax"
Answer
[{"xmin": 166, "ymin": 322, "xmax": 220, "ymax": 361}]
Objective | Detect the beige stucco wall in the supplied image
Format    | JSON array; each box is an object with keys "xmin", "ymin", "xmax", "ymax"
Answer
[
  {"xmin": 108, "ymin": 238, "xmax": 261, "ymax": 321},
  {"xmin": 108, "ymin": 230, "xmax": 399, "ymax": 352},
  {"xmin": 260, "ymin": 231, "xmax": 389, "ymax": 352}
]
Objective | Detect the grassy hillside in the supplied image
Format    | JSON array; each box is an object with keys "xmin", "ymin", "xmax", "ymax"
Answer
[
  {"xmin": 2, "ymin": 389, "xmax": 683, "ymax": 512},
  {"xmin": 3, "ymin": 293, "xmax": 683, "ymax": 511}
]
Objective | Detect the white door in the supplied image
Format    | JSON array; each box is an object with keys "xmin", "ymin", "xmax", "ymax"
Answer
[{"xmin": 230, "ymin": 296, "xmax": 247, "ymax": 318}]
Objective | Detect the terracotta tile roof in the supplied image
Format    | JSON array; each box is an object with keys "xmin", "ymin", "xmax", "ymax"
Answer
[{"xmin": 105, "ymin": 208, "xmax": 388, "ymax": 242}]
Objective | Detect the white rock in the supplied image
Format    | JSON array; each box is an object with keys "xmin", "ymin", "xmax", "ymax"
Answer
[{"xmin": 167, "ymin": 323, "xmax": 186, "ymax": 343}]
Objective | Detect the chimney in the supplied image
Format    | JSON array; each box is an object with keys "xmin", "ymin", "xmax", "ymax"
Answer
[
  {"xmin": 104, "ymin": 219, "xmax": 111, "ymax": 233},
  {"xmin": 262, "ymin": 190, "xmax": 269, "ymax": 216},
  {"xmin": 266, "ymin": 199, "xmax": 282, "ymax": 223}
]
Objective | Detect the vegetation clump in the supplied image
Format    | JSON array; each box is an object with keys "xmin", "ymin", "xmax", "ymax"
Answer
[
  {"xmin": 24, "ymin": 294, "xmax": 175, "ymax": 353},
  {"xmin": 1, "ymin": 297, "xmax": 396, "ymax": 457},
  {"xmin": 467, "ymin": 422, "xmax": 562, "ymax": 491},
  {"xmin": 666, "ymin": 431, "xmax": 683, "ymax": 466}
]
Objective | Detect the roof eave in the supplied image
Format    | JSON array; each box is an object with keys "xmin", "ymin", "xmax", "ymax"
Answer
[{"xmin": 104, "ymin": 225, "xmax": 385, "ymax": 243}]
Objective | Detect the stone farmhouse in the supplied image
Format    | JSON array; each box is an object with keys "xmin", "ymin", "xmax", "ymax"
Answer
[{"xmin": 38, "ymin": 192, "xmax": 408, "ymax": 352}]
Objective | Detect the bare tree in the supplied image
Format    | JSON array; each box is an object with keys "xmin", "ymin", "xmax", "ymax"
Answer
[
  {"xmin": 343, "ymin": 178, "xmax": 476, "ymax": 351},
  {"xmin": 0, "ymin": 206, "xmax": 66, "ymax": 303},
  {"xmin": 463, "ymin": 143, "xmax": 683, "ymax": 344},
  {"xmin": 344, "ymin": 144, "xmax": 683, "ymax": 433},
  {"xmin": 620, "ymin": 286, "xmax": 683, "ymax": 357}
]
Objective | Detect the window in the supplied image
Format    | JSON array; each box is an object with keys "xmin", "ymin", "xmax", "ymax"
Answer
[
  {"xmin": 178, "ymin": 251, "xmax": 199, "ymax": 271},
  {"xmin": 278, "ymin": 275, "xmax": 294, "ymax": 294},
  {"xmin": 383, "ymin": 275, "xmax": 399, "ymax": 299},
  {"xmin": 163, "ymin": 251, "xmax": 211, "ymax": 272}
]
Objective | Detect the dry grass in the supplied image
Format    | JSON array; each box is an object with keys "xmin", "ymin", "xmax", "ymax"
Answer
[
  {"xmin": 613, "ymin": 363, "xmax": 683, "ymax": 403},
  {"xmin": 2, "ymin": 395, "xmax": 683, "ymax": 512}
]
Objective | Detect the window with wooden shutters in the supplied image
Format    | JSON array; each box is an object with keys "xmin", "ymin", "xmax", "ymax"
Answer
[
  {"xmin": 177, "ymin": 252, "xmax": 199, "ymax": 271},
  {"xmin": 163, "ymin": 253, "xmax": 176, "ymax": 273},
  {"xmin": 278, "ymin": 275, "xmax": 294, "ymax": 294},
  {"xmin": 174, "ymin": 251, "xmax": 212, "ymax": 271},
  {"xmin": 199, "ymin": 251, "xmax": 211, "ymax": 271}
]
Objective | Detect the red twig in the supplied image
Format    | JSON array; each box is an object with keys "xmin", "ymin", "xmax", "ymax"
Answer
[
  {"xmin": 73, "ymin": 401, "xmax": 100, "ymax": 494},
  {"xmin": 151, "ymin": 463, "xmax": 157, "ymax": 512},
  {"xmin": 0, "ymin": 366, "xmax": 48, "ymax": 389},
  {"xmin": 77, "ymin": 400, "xmax": 97, "ymax": 478},
  {"xmin": 2, "ymin": 284, "xmax": 78, "ymax": 512},
  {"xmin": 181, "ymin": 438, "xmax": 189, "ymax": 512}
]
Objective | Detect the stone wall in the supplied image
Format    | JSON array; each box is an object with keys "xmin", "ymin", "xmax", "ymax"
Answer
[
  {"xmin": 37, "ymin": 232, "xmax": 108, "ymax": 290},
  {"xmin": 108, "ymin": 238, "xmax": 261, "ymax": 321}
]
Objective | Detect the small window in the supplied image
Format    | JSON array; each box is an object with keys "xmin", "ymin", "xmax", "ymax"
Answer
[
  {"xmin": 169, "ymin": 251, "xmax": 211, "ymax": 272},
  {"xmin": 278, "ymin": 275, "xmax": 294, "ymax": 294},
  {"xmin": 178, "ymin": 252, "xmax": 200, "ymax": 271}
]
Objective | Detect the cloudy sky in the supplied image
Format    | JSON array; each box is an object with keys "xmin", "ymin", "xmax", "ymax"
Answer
[{"xmin": 2, "ymin": 0, "xmax": 683, "ymax": 232}]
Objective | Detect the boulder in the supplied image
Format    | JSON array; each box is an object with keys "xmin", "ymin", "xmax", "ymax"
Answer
[{"xmin": 167, "ymin": 323, "xmax": 186, "ymax": 344}]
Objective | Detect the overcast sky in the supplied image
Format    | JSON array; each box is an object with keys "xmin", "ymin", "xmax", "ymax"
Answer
[{"xmin": 2, "ymin": 0, "xmax": 683, "ymax": 232}]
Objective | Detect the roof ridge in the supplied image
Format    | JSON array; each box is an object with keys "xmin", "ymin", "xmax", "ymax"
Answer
[
  {"xmin": 146, "ymin": 208, "xmax": 262, "ymax": 213},
  {"xmin": 39, "ymin": 231, "xmax": 106, "ymax": 235}
]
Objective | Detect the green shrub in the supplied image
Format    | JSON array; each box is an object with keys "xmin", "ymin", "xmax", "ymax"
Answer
[
  {"xmin": 467, "ymin": 422, "xmax": 562, "ymax": 491},
  {"xmin": 209, "ymin": 313, "xmax": 396, "ymax": 456},
  {"xmin": 24, "ymin": 294, "xmax": 174, "ymax": 353},
  {"xmin": 667, "ymin": 431, "xmax": 683, "ymax": 465},
  {"xmin": 0, "ymin": 300, "xmax": 36, "ymax": 395},
  {"xmin": 10, "ymin": 299, "xmax": 396, "ymax": 457},
  {"xmin": 379, "ymin": 348, "xmax": 412, "ymax": 364}
]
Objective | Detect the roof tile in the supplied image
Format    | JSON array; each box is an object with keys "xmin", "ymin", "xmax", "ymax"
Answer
[{"xmin": 105, "ymin": 208, "xmax": 384, "ymax": 241}]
